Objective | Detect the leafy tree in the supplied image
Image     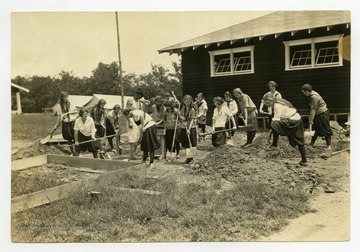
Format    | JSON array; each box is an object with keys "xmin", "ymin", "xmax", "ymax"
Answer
[{"xmin": 11, "ymin": 60, "xmax": 182, "ymax": 113}]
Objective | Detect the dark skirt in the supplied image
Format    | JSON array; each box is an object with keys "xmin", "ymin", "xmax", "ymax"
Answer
[
  {"xmin": 105, "ymin": 118, "xmax": 117, "ymax": 136},
  {"xmin": 165, "ymin": 128, "xmax": 181, "ymax": 152},
  {"xmin": 75, "ymin": 131, "xmax": 98, "ymax": 153},
  {"xmin": 270, "ymin": 119, "xmax": 305, "ymax": 147},
  {"xmin": 225, "ymin": 119, "xmax": 236, "ymax": 136},
  {"xmin": 238, "ymin": 111, "xmax": 258, "ymax": 132},
  {"xmin": 62, "ymin": 121, "xmax": 75, "ymax": 142},
  {"xmin": 180, "ymin": 128, "xmax": 197, "ymax": 148},
  {"xmin": 212, "ymin": 127, "xmax": 226, "ymax": 147},
  {"xmin": 313, "ymin": 110, "xmax": 333, "ymax": 137},
  {"xmin": 95, "ymin": 124, "xmax": 105, "ymax": 137},
  {"xmin": 140, "ymin": 125, "xmax": 160, "ymax": 152}
]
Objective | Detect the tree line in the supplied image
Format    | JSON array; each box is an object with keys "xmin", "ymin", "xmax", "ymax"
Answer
[{"xmin": 11, "ymin": 61, "xmax": 182, "ymax": 113}]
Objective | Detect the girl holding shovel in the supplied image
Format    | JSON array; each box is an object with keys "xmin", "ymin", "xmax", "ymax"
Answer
[
  {"xmin": 211, "ymin": 97, "xmax": 237, "ymax": 147},
  {"xmin": 178, "ymin": 95, "xmax": 197, "ymax": 164},
  {"xmin": 53, "ymin": 91, "xmax": 78, "ymax": 156},
  {"xmin": 122, "ymin": 108, "xmax": 160, "ymax": 169},
  {"xmin": 164, "ymin": 100, "xmax": 181, "ymax": 160}
]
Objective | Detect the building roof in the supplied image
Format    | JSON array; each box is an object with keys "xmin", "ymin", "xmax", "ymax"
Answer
[
  {"xmin": 158, "ymin": 10, "xmax": 351, "ymax": 54},
  {"xmin": 11, "ymin": 83, "xmax": 30, "ymax": 93}
]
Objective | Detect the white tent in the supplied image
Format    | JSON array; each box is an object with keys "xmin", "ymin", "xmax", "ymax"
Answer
[
  {"xmin": 83, "ymin": 94, "xmax": 133, "ymax": 111},
  {"xmin": 51, "ymin": 95, "xmax": 93, "ymax": 113}
]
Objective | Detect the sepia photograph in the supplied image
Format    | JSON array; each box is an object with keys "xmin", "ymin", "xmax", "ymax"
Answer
[{"xmin": 2, "ymin": 1, "xmax": 359, "ymax": 252}]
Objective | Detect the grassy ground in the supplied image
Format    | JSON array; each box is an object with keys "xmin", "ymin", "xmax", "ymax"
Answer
[
  {"xmin": 12, "ymin": 113, "xmax": 60, "ymax": 141},
  {"xmin": 11, "ymin": 113, "xmax": 314, "ymax": 242},
  {"xmin": 11, "ymin": 172, "xmax": 312, "ymax": 242}
]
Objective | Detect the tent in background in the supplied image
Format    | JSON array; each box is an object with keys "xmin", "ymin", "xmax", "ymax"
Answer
[
  {"xmin": 51, "ymin": 95, "xmax": 93, "ymax": 114},
  {"xmin": 83, "ymin": 94, "xmax": 133, "ymax": 111}
]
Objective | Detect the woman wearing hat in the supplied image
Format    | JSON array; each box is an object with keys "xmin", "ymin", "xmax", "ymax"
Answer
[
  {"xmin": 126, "ymin": 88, "xmax": 150, "ymax": 111},
  {"xmin": 265, "ymin": 98, "xmax": 308, "ymax": 166}
]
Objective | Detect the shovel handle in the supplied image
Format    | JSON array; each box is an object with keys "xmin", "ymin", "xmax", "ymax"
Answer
[
  {"xmin": 199, "ymin": 128, "xmax": 235, "ymax": 137},
  {"xmin": 73, "ymin": 134, "xmax": 117, "ymax": 146}
]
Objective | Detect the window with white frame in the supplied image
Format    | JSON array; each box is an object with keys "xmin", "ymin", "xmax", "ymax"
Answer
[
  {"xmin": 209, "ymin": 46, "xmax": 254, "ymax": 76},
  {"xmin": 284, "ymin": 34, "xmax": 343, "ymax": 70}
]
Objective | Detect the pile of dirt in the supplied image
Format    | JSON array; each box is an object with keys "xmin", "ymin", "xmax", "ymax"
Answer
[
  {"xmin": 11, "ymin": 141, "xmax": 69, "ymax": 160},
  {"xmin": 191, "ymin": 142, "xmax": 323, "ymax": 190}
]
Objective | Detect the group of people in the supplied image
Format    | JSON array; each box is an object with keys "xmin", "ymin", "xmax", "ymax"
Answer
[{"xmin": 54, "ymin": 80, "xmax": 333, "ymax": 168}]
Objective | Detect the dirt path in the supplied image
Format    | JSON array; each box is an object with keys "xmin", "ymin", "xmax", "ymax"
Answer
[{"xmin": 258, "ymin": 151, "xmax": 350, "ymax": 241}]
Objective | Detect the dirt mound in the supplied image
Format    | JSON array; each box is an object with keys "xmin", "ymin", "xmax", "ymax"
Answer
[
  {"xmin": 191, "ymin": 142, "xmax": 323, "ymax": 190},
  {"xmin": 11, "ymin": 141, "xmax": 69, "ymax": 160}
]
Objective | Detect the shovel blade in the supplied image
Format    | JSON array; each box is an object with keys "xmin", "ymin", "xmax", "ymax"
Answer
[
  {"xmin": 40, "ymin": 135, "xmax": 51, "ymax": 145},
  {"xmin": 226, "ymin": 138, "xmax": 235, "ymax": 146}
]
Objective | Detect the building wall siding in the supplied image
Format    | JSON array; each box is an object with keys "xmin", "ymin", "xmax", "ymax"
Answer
[{"xmin": 182, "ymin": 24, "xmax": 350, "ymax": 122}]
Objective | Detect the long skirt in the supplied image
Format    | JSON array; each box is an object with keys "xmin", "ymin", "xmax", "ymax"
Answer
[
  {"xmin": 105, "ymin": 118, "xmax": 117, "ymax": 136},
  {"xmin": 140, "ymin": 125, "xmax": 160, "ymax": 152},
  {"xmin": 238, "ymin": 110, "xmax": 258, "ymax": 132},
  {"xmin": 313, "ymin": 110, "xmax": 333, "ymax": 137},
  {"xmin": 93, "ymin": 124, "xmax": 105, "ymax": 149},
  {"xmin": 212, "ymin": 127, "xmax": 226, "ymax": 147},
  {"xmin": 165, "ymin": 128, "xmax": 181, "ymax": 152},
  {"xmin": 75, "ymin": 131, "xmax": 98, "ymax": 153},
  {"xmin": 180, "ymin": 128, "xmax": 197, "ymax": 148},
  {"xmin": 270, "ymin": 119, "xmax": 305, "ymax": 147},
  {"xmin": 62, "ymin": 121, "xmax": 75, "ymax": 141},
  {"xmin": 225, "ymin": 119, "xmax": 236, "ymax": 136}
]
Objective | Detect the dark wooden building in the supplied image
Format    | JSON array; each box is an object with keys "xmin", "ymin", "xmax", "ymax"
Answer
[{"xmin": 159, "ymin": 11, "xmax": 351, "ymax": 125}]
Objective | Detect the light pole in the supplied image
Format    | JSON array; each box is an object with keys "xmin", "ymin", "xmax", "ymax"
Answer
[{"xmin": 115, "ymin": 12, "xmax": 124, "ymax": 109}]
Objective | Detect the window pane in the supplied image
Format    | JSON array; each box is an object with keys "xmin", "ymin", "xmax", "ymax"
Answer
[
  {"xmin": 315, "ymin": 42, "xmax": 339, "ymax": 65},
  {"xmin": 234, "ymin": 51, "xmax": 251, "ymax": 72},
  {"xmin": 214, "ymin": 54, "xmax": 231, "ymax": 73},
  {"xmin": 290, "ymin": 44, "xmax": 311, "ymax": 68}
]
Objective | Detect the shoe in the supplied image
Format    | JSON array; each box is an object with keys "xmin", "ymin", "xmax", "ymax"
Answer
[
  {"xmin": 184, "ymin": 157, "xmax": 193, "ymax": 164},
  {"xmin": 241, "ymin": 143, "xmax": 249, "ymax": 147},
  {"xmin": 176, "ymin": 154, "xmax": 180, "ymax": 159},
  {"xmin": 150, "ymin": 164, "xmax": 155, "ymax": 171},
  {"xmin": 265, "ymin": 145, "xmax": 277, "ymax": 151},
  {"xmin": 298, "ymin": 161, "xmax": 308, "ymax": 166}
]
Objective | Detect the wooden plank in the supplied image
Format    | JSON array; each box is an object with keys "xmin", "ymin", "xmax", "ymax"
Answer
[
  {"xmin": 47, "ymin": 154, "xmax": 137, "ymax": 170},
  {"xmin": 109, "ymin": 186, "xmax": 162, "ymax": 195},
  {"xmin": 11, "ymin": 155, "xmax": 48, "ymax": 171},
  {"xmin": 11, "ymin": 162, "xmax": 146, "ymax": 214},
  {"xmin": 74, "ymin": 168, "xmax": 105, "ymax": 174}
]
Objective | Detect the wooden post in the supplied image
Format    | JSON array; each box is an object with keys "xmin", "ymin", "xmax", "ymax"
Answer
[{"xmin": 16, "ymin": 91, "xmax": 21, "ymax": 114}]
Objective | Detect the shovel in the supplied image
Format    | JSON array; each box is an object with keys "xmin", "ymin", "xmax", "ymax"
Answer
[
  {"xmin": 40, "ymin": 119, "xmax": 63, "ymax": 144},
  {"xmin": 40, "ymin": 111, "xmax": 77, "ymax": 145}
]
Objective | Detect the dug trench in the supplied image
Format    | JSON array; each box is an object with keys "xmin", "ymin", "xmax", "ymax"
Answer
[{"xmin": 11, "ymin": 130, "xmax": 350, "ymax": 242}]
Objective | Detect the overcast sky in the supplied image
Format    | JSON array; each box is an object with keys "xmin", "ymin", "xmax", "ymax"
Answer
[{"xmin": 11, "ymin": 11, "xmax": 274, "ymax": 78}]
